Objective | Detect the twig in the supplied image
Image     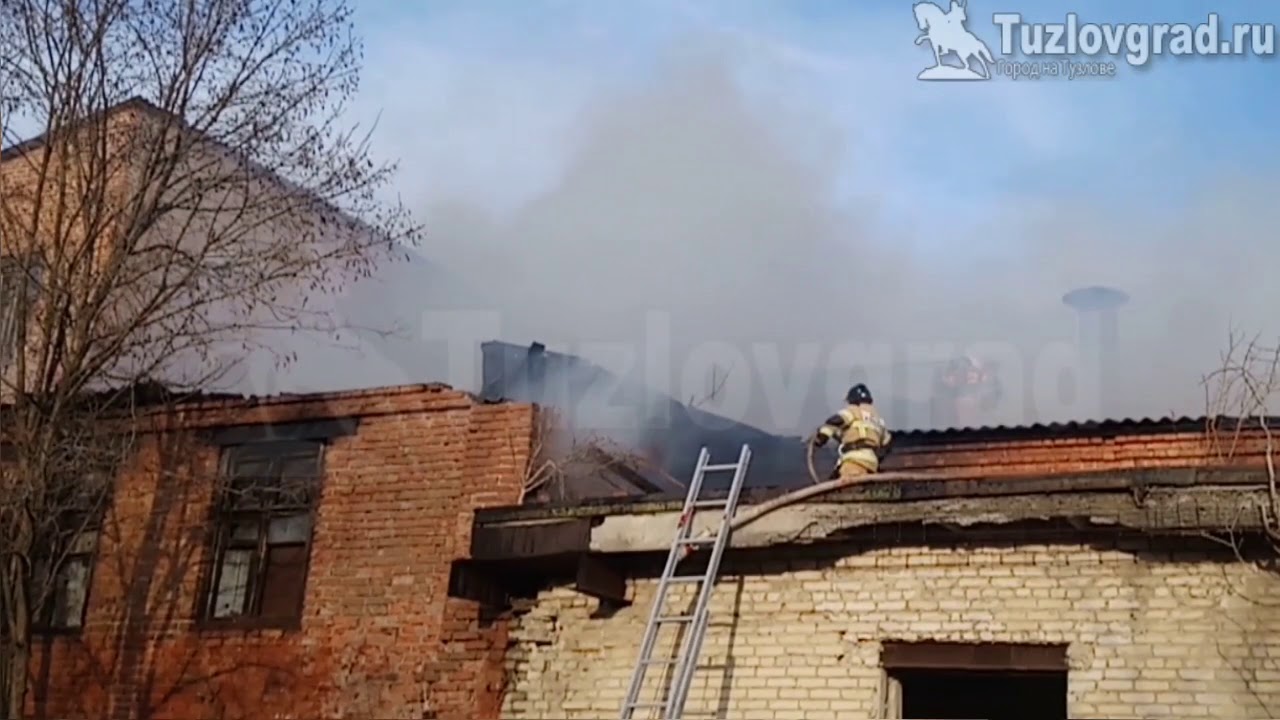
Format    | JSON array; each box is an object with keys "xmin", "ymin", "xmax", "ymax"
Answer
[{"xmin": 687, "ymin": 363, "xmax": 733, "ymax": 410}]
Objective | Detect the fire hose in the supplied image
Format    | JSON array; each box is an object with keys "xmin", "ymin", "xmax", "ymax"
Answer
[
  {"xmin": 805, "ymin": 433, "xmax": 823, "ymax": 486},
  {"xmin": 726, "ymin": 466, "xmax": 966, "ymax": 537},
  {"xmin": 682, "ymin": 437, "xmax": 967, "ymax": 549}
]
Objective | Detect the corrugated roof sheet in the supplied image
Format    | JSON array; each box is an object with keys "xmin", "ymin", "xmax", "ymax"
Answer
[{"xmin": 890, "ymin": 415, "xmax": 1277, "ymax": 444}]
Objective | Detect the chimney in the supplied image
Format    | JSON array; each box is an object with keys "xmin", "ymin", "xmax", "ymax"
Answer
[
  {"xmin": 1062, "ymin": 285, "xmax": 1129, "ymax": 418},
  {"xmin": 478, "ymin": 341, "xmax": 513, "ymax": 400},
  {"xmin": 526, "ymin": 342, "xmax": 547, "ymax": 404}
]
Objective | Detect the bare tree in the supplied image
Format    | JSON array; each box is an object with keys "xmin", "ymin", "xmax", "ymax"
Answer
[
  {"xmin": 1197, "ymin": 328, "xmax": 1280, "ymax": 718},
  {"xmin": 0, "ymin": 0, "xmax": 418, "ymax": 714},
  {"xmin": 1202, "ymin": 328, "xmax": 1280, "ymax": 553}
]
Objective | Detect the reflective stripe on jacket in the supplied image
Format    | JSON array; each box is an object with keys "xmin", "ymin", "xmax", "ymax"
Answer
[{"xmin": 817, "ymin": 402, "xmax": 892, "ymax": 451}]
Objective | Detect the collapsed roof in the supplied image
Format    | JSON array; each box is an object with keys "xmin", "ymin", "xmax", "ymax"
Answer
[{"xmin": 479, "ymin": 340, "xmax": 809, "ymax": 494}]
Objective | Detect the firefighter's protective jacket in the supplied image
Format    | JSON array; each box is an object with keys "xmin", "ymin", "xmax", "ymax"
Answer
[{"xmin": 816, "ymin": 403, "xmax": 893, "ymax": 471}]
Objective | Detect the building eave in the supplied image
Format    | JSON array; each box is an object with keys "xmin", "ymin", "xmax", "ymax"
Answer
[
  {"xmin": 468, "ymin": 467, "xmax": 1271, "ymax": 560},
  {"xmin": 451, "ymin": 466, "xmax": 1273, "ymax": 607}
]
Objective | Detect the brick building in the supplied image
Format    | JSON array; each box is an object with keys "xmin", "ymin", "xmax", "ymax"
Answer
[
  {"xmin": 26, "ymin": 378, "xmax": 1280, "ymax": 719},
  {"xmin": 30, "ymin": 383, "xmax": 540, "ymax": 720},
  {"xmin": 464, "ymin": 418, "xmax": 1280, "ymax": 720}
]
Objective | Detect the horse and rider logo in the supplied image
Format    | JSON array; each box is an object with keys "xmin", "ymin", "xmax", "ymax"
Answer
[{"xmin": 913, "ymin": 0, "xmax": 996, "ymax": 80}]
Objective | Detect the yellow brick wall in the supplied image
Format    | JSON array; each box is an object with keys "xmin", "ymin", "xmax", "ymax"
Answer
[{"xmin": 501, "ymin": 542, "xmax": 1280, "ymax": 720}]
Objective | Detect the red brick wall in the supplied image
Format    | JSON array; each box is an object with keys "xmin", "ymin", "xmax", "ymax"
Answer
[
  {"xmin": 885, "ymin": 425, "xmax": 1269, "ymax": 476},
  {"xmin": 30, "ymin": 385, "xmax": 535, "ymax": 720}
]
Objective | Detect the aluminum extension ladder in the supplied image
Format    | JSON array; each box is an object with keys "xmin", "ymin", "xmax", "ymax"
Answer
[{"xmin": 619, "ymin": 443, "xmax": 753, "ymax": 720}]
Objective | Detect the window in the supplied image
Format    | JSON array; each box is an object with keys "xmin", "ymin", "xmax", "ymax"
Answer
[
  {"xmin": 0, "ymin": 255, "xmax": 43, "ymax": 368},
  {"xmin": 880, "ymin": 641, "xmax": 1068, "ymax": 720},
  {"xmin": 0, "ymin": 256, "xmax": 25, "ymax": 365},
  {"xmin": 32, "ymin": 529, "xmax": 97, "ymax": 632},
  {"xmin": 203, "ymin": 441, "xmax": 322, "ymax": 626}
]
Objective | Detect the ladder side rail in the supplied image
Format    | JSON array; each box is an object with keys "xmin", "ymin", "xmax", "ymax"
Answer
[
  {"xmin": 620, "ymin": 447, "xmax": 712, "ymax": 719},
  {"xmin": 676, "ymin": 446, "xmax": 713, "ymax": 519},
  {"xmin": 723, "ymin": 444, "xmax": 751, "ymax": 512},
  {"xmin": 663, "ymin": 444, "xmax": 752, "ymax": 719}
]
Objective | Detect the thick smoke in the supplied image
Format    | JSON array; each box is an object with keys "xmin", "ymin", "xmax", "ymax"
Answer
[{"xmin": 230, "ymin": 41, "xmax": 1280, "ymax": 439}]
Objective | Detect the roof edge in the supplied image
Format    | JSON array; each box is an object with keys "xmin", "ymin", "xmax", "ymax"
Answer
[
  {"xmin": 1, "ymin": 96, "xmax": 163, "ymax": 161},
  {"xmin": 475, "ymin": 466, "xmax": 1264, "ymax": 523},
  {"xmin": 889, "ymin": 415, "xmax": 1256, "ymax": 445},
  {"xmin": 463, "ymin": 468, "xmax": 1272, "ymax": 567}
]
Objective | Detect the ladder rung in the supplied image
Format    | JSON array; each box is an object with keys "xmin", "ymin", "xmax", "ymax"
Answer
[
  {"xmin": 693, "ymin": 499, "xmax": 725, "ymax": 509},
  {"xmin": 657, "ymin": 614, "xmax": 694, "ymax": 623},
  {"xmin": 666, "ymin": 575, "xmax": 705, "ymax": 583},
  {"xmin": 625, "ymin": 701, "xmax": 668, "ymax": 709},
  {"xmin": 702, "ymin": 463, "xmax": 741, "ymax": 472}
]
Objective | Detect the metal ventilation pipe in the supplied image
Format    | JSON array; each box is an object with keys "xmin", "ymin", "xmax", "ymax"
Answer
[{"xmin": 1062, "ymin": 285, "xmax": 1129, "ymax": 418}]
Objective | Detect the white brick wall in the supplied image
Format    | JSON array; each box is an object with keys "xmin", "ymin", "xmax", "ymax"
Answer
[{"xmin": 501, "ymin": 542, "xmax": 1280, "ymax": 719}]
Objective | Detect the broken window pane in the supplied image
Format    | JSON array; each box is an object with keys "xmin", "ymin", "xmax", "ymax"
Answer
[
  {"xmin": 0, "ymin": 258, "xmax": 22, "ymax": 365},
  {"xmin": 278, "ymin": 450, "xmax": 320, "ymax": 477},
  {"xmin": 212, "ymin": 548, "xmax": 253, "ymax": 618},
  {"xmin": 50, "ymin": 557, "xmax": 90, "ymax": 629},
  {"xmin": 276, "ymin": 452, "xmax": 320, "ymax": 507},
  {"xmin": 230, "ymin": 520, "xmax": 260, "ymax": 544},
  {"xmin": 31, "ymin": 549, "xmax": 93, "ymax": 631},
  {"xmin": 0, "ymin": 256, "xmax": 44, "ymax": 368},
  {"xmin": 267, "ymin": 514, "xmax": 311, "ymax": 545},
  {"xmin": 227, "ymin": 456, "xmax": 274, "ymax": 509}
]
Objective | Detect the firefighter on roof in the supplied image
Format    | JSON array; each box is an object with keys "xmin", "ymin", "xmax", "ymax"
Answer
[
  {"xmin": 931, "ymin": 354, "xmax": 1001, "ymax": 428},
  {"xmin": 812, "ymin": 383, "xmax": 893, "ymax": 480}
]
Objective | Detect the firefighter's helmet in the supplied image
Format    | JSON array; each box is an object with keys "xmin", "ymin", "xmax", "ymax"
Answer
[{"xmin": 846, "ymin": 383, "xmax": 873, "ymax": 405}]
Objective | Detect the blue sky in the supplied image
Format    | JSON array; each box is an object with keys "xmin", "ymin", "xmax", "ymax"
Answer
[{"xmin": 349, "ymin": 0, "xmax": 1280, "ymax": 249}]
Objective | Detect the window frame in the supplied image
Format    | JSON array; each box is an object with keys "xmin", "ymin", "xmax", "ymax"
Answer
[
  {"xmin": 30, "ymin": 524, "xmax": 99, "ymax": 635},
  {"xmin": 0, "ymin": 253, "xmax": 45, "ymax": 368},
  {"xmin": 199, "ymin": 439, "xmax": 325, "ymax": 630},
  {"xmin": 28, "ymin": 474, "xmax": 109, "ymax": 637}
]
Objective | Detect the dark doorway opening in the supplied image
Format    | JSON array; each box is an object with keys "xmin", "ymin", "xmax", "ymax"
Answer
[
  {"xmin": 893, "ymin": 667, "xmax": 1067, "ymax": 720},
  {"xmin": 880, "ymin": 641, "xmax": 1069, "ymax": 720}
]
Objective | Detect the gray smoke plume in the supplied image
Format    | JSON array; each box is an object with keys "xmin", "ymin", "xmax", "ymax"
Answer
[{"xmin": 228, "ymin": 43, "xmax": 1280, "ymax": 440}]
